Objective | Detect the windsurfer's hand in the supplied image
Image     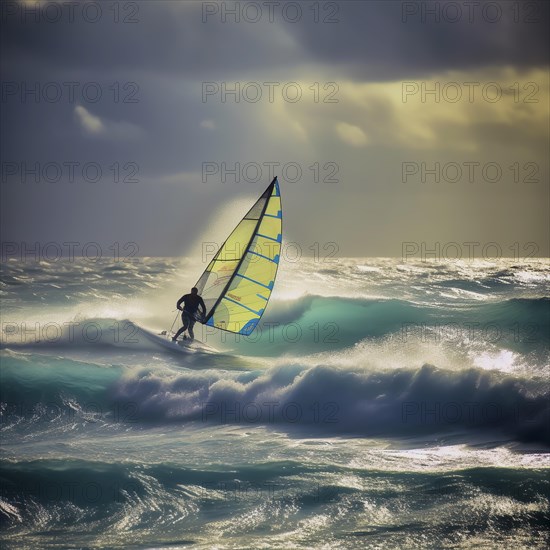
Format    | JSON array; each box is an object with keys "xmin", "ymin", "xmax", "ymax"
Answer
[{"xmin": 177, "ymin": 306, "xmax": 182, "ymax": 311}]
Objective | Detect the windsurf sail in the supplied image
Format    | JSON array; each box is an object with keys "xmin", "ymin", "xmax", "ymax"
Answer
[{"xmin": 194, "ymin": 177, "xmax": 282, "ymax": 335}]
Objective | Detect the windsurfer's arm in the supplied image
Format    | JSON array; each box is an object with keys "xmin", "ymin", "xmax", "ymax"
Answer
[
  {"xmin": 199, "ymin": 297, "xmax": 206, "ymax": 315},
  {"xmin": 176, "ymin": 295, "xmax": 185, "ymax": 310}
]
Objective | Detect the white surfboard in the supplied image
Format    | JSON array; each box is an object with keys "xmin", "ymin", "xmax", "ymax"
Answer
[{"xmin": 157, "ymin": 330, "xmax": 217, "ymax": 353}]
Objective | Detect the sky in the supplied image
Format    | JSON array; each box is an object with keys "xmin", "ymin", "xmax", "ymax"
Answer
[{"xmin": 1, "ymin": 0, "xmax": 549, "ymax": 258}]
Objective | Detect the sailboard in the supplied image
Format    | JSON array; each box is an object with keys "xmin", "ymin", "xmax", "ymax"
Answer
[
  {"xmin": 194, "ymin": 177, "xmax": 282, "ymax": 335},
  {"xmin": 155, "ymin": 330, "xmax": 218, "ymax": 353}
]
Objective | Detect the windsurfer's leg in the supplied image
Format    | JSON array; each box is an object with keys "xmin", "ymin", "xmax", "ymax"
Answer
[
  {"xmin": 172, "ymin": 312, "xmax": 189, "ymax": 341},
  {"xmin": 181, "ymin": 311, "xmax": 190, "ymax": 330},
  {"xmin": 181, "ymin": 312, "xmax": 191, "ymax": 337},
  {"xmin": 188, "ymin": 319, "xmax": 196, "ymax": 340}
]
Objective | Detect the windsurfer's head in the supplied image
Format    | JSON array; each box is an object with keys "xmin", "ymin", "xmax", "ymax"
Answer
[{"xmin": 191, "ymin": 287, "xmax": 198, "ymax": 294}]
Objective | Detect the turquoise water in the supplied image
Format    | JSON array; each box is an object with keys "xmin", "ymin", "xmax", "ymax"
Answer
[{"xmin": 1, "ymin": 257, "xmax": 549, "ymax": 548}]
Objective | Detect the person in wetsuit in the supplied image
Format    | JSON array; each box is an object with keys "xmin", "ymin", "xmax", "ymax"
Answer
[{"xmin": 172, "ymin": 287, "xmax": 206, "ymax": 341}]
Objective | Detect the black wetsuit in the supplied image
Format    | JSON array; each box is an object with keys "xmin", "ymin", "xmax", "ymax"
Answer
[{"xmin": 173, "ymin": 293, "xmax": 206, "ymax": 341}]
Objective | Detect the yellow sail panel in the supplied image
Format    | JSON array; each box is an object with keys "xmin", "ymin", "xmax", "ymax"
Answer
[
  {"xmin": 231, "ymin": 257, "xmax": 277, "ymax": 302},
  {"xmin": 216, "ymin": 220, "xmax": 257, "ymax": 260},
  {"xmin": 194, "ymin": 218, "xmax": 255, "ymax": 310},
  {"xmin": 265, "ymin": 195, "xmax": 281, "ymax": 215},
  {"xmin": 249, "ymin": 235, "xmax": 280, "ymax": 262},
  {"xmin": 199, "ymin": 177, "xmax": 282, "ymax": 335},
  {"xmin": 197, "ymin": 258, "xmax": 239, "ymax": 305},
  {"xmin": 256, "ymin": 216, "xmax": 280, "ymax": 241},
  {"xmin": 206, "ymin": 300, "xmax": 253, "ymax": 334}
]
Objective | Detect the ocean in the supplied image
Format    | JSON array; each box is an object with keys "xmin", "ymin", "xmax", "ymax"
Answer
[{"xmin": 1, "ymin": 256, "xmax": 549, "ymax": 549}]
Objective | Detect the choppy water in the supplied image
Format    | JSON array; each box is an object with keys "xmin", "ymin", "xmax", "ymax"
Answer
[{"xmin": 1, "ymin": 257, "xmax": 549, "ymax": 549}]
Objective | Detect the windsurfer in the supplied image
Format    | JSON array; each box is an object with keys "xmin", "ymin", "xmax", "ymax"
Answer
[{"xmin": 173, "ymin": 287, "xmax": 206, "ymax": 341}]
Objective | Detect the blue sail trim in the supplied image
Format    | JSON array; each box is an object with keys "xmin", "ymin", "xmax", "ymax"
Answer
[
  {"xmin": 240, "ymin": 318, "xmax": 259, "ymax": 336},
  {"xmin": 248, "ymin": 250, "xmax": 278, "ymax": 264},
  {"xmin": 223, "ymin": 296, "xmax": 264, "ymax": 317},
  {"xmin": 257, "ymin": 232, "xmax": 282, "ymax": 243},
  {"xmin": 235, "ymin": 273, "xmax": 274, "ymax": 290}
]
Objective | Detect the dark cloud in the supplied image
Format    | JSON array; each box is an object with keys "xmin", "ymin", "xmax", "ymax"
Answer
[
  {"xmin": 286, "ymin": 1, "xmax": 549, "ymax": 80},
  {"xmin": 3, "ymin": 1, "xmax": 547, "ymax": 81},
  {"xmin": 1, "ymin": 2, "xmax": 300, "ymax": 77},
  {"xmin": 1, "ymin": 0, "xmax": 548, "ymax": 256}
]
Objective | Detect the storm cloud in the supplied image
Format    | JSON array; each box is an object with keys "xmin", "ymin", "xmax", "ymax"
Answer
[{"xmin": 1, "ymin": 0, "xmax": 548, "ymax": 257}]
